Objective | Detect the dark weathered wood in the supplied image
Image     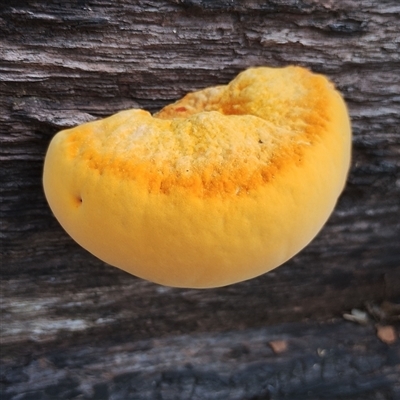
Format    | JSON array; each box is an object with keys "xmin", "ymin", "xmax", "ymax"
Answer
[
  {"xmin": 2, "ymin": 320, "xmax": 400, "ymax": 400},
  {"xmin": 1, "ymin": 0, "xmax": 399, "ymax": 399}
]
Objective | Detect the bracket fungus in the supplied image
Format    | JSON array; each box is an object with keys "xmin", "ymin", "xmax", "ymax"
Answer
[{"xmin": 43, "ymin": 66, "xmax": 351, "ymax": 288}]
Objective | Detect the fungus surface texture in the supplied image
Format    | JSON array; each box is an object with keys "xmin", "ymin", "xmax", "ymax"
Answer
[{"xmin": 43, "ymin": 66, "xmax": 352, "ymax": 288}]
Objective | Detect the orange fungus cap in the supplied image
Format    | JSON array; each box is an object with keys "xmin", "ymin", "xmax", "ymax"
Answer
[{"xmin": 43, "ymin": 66, "xmax": 351, "ymax": 288}]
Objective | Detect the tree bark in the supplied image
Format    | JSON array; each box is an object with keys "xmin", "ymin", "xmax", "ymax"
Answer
[{"xmin": 1, "ymin": 1, "xmax": 399, "ymax": 399}]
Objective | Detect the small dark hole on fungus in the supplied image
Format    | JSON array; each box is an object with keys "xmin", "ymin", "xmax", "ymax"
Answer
[{"xmin": 74, "ymin": 195, "xmax": 83, "ymax": 206}]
